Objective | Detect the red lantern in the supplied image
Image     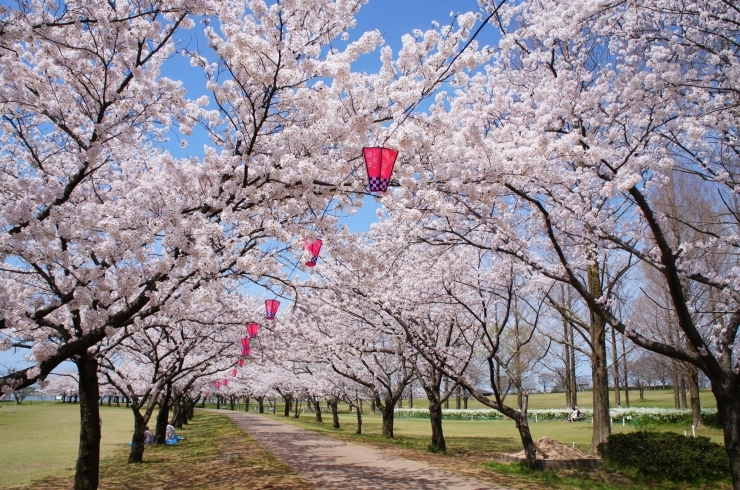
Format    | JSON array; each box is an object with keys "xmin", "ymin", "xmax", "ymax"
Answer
[
  {"xmin": 223, "ymin": 379, "xmax": 228, "ymax": 386},
  {"xmin": 247, "ymin": 322, "xmax": 260, "ymax": 338},
  {"xmin": 238, "ymin": 358, "xmax": 245, "ymax": 367},
  {"xmin": 241, "ymin": 337, "xmax": 251, "ymax": 349},
  {"xmin": 363, "ymin": 147, "xmax": 398, "ymax": 193},
  {"xmin": 304, "ymin": 238, "xmax": 323, "ymax": 267},
  {"xmin": 231, "ymin": 369, "xmax": 238, "ymax": 377},
  {"xmin": 265, "ymin": 299, "xmax": 280, "ymax": 320}
]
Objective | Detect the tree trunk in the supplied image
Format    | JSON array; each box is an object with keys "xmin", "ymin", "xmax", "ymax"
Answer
[
  {"xmin": 688, "ymin": 367, "xmax": 702, "ymax": 428},
  {"xmin": 314, "ymin": 399, "xmax": 322, "ymax": 422},
  {"xmin": 715, "ymin": 392, "xmax": 740, "ymax": 490},
  {"xmin": 443, "ymin": 377, "xmax": 449, "ymax": 409},
  {"xmin": 588, "ymin": 263, "xmax": 611, "ymax": 453},
  {"xmin": 154, "ymin": 388, "xmax": 171, "ymax": 445},
  {"xmin": 187, "ymin": 399, "xmax": 195, "ymax": 421},
  {"xmin": 428, "ymin": 399, "xmax": 446, "ymax": 452},
  {"xmin": 244, "ymin": 396, "xmax": 250, "ymax": 412},
  {"xmin": 409, "ymin": 389, "xmax": 413, "ymax": 409},
  {"xmin": 564, "ymin": 317, "xmax": 573, "ymax": 408},
  {"xmin": 679, "ymin": 375, "xmax": 688, "ymax": 409},
  {"xmin": 515, "ymin": 412, "xmax": 538, "ymax": 470},
  {"xmin": 283, "ymin": 397, "xmax": 291, "ymax": 417},
  {"xmin": 611, "ymin": 326, "xmax": 621, "ymax": 406},
  {"xmin": 515, "ymin": 393, "xmax": 538, "ymax": 470},
  {"xmin": 128, "ymin": 408, "xmax": 147, "ymax": 464},
  {"xmin": 569, "ymin": 321, "xmax": 578, "ymax": 407},
  {"xmin": 73, "ymin": 351, "xmax": 101, "ymax": 490},
  {"xmin": 355, "ymin": 400, "xmax": 362, "ymax": 434},
  {"xmin": 673, "ymin": 372, "xmax": 681, "ymax": 408},
  {"xmin": 621, "ymin": 334, "xmax": 630, "ymax": 407},
  {"xmin": 172, "ymin": 399, "xmax": 182, "ymax": 429},
  {"xmin": 328, "ymin": 400, "xmax": 340, "ymax": 429},
  {"xmin": 379, "ymin": 397, "xmax": 395, "ymax": 438},
  {"xmin": 294, "ymin": 398, "xmax": 300, "ymax": 418}
]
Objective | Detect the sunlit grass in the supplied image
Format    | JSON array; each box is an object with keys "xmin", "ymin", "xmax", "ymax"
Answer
[
  {"xmin": 0, "ymin": 402, "xmax": 133, "ymax": 487},
  {"xmin": 0, "ymin": 403, "xmax": 307, "ymax": 490},
  {"xmin": 397, "ymin": 388, "xmax": 717, "ymax": 410}
]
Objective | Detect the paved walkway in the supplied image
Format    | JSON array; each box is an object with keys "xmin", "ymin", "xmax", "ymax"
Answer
[{"xmin": 224, "ymin": 412, "xmax": 508, "ymax": 489}]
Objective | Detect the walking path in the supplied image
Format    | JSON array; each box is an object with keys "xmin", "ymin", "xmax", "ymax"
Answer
[{"xmin": 224, "ymin": 412, "xmax": 509, "ymax": 489}]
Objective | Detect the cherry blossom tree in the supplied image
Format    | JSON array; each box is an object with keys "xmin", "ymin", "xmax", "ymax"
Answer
[
  {"xmin": 375, "ymin": 0, "xmax": 740, "ymax": 482},
  {"xmin": 0, "ymin": 0, "xmax": 394, "ymax": 486}
]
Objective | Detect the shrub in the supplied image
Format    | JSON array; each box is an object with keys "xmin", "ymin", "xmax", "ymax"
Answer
[{"xmin": 598, "ymin": 431, "xmax": 730, "ymax": 482}]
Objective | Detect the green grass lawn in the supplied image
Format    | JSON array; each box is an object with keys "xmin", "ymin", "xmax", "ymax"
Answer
[
  {"xmin": 0, "ymin": 401, "xmax": 134, "ymax": 487},
  {"xmin": 396, "ymin": 388, "xmax": 717, "ymax": 410},
  {"xmin": 219, "ymin": 388, "xmax": 717, "ymax": 415},
  {"xmin": 0, "ymin": 402, "xmax": 307, "ymax": 489}
]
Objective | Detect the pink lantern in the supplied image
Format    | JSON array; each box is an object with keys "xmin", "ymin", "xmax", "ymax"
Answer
[
  {"xmin": 363, "ymin": 147, "xmax": 398, "ymax": 193},
  {"xmin": 247, "ymin": 322, "xmax": 260, "ymax": 338},
  {"xmin": 204, "ymin": 391, "xmax": 210, "ymax": 397},
  {"xmin": 241, "ymin": 337, "xmax": 251, "ymax": 349},
  {"xmin": 242, "ymin": 345, "xmax": 252, "ymax": 357},
  {"xmin": 265, "ymin": 299, "xmax": 280, "ymax": 320},
  {"xmin": 238, "ymin": 358, "xmax": 245, "ymax": 368},
  {"xmin": 231, "ymin": 369, "xmax": 238, "ymax": 377},
  {"xmin": 304, "ymin": 238, "xmax": 323, "ymax": 267},
  {"xmin": 215, "ymin": 381, "xmax": 221, "ymax": 389},
  {"xmin": 223, "ymin": 379, "xmax": 229, "ymax": 386}
]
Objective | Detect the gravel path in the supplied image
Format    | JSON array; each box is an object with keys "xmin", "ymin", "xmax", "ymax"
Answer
[{"xmin": 224, "ymin": 412, "xmax": 510, "ymax": 489}]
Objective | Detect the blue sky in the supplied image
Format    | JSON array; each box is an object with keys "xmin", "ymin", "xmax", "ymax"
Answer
[{"xmin": 1, "ymin": 0, "xmax": 498, "ymax": 371}]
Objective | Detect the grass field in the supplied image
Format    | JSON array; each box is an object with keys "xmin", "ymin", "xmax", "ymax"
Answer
[
  {"xmin": 1, "ymin": 389, "xmax": 728, "ymax": 490},
  {"xmin": 0, "ymin": 402, "xmax": 306, "ymax": 489},
  {"xmin": 215, "ymin": 388, "xmax": 717, "ymax": 414},
  {"xmin": 0, "ymin": 402, "xmax": 134, "ymax": 487},
  {"xmin": 394, "ymin": 388, "xmax": 718, "ymax": 410}
]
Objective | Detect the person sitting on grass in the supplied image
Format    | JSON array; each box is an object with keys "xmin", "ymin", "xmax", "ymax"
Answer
[
  {"xmin": 165, "ymin": 421, "xmax": 176, "ymax": 442},
  {"xmin": 165, "ymin": 421, "xmax": 184, "ymax": 444},
  {"xmin": 568, "ymin": 406, "xmax": 581, "ymax": 422},
  {"xmin": 144, "ymin": 426, "xmax": 154, "ymax": 445}
]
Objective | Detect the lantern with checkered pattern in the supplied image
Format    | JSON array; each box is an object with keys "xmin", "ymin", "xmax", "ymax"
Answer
[
  {"xmin": 304, "ymin": 238, "xmax": 323, "ymax": 267},
  {"xmin": 363, "ymin": 147, "xmax": 398, "ymax": 193},
  {"xmin": 265, "ymin": 299, "xmax": 280, "ymax": 320}
]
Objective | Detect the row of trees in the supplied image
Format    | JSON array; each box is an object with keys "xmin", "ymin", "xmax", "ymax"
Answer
[{"xmin": 1, "ymin": 0, "xmax": 739, "ymax": 488}]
